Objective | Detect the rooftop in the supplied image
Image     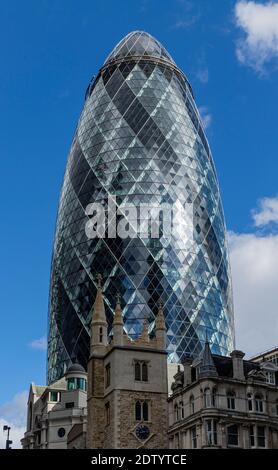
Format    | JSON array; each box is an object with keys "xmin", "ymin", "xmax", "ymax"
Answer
[
  {"xmin": 104, "ymin": 31, "xmax": 176, "ymax": 66},
  {"xmin": 250, "ymin": 346, "xmax": 278, "ymax": 361},
  {"xmin": 66, "ymin": 363, "xmax": 86, "ymax": 374}
]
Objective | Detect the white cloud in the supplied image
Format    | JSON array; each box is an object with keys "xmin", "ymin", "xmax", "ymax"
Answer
[
  {"xmin": 196, "ymin": 67, "xmax": 209, "ymax": 84},
  {"xmin": 172, "ymin": 0, "xmax": 200, "ymax": 29},
  {"xmin": 252, "ymin": 196, "xmax": 278, "ymax": 226},
  {"xmin": 174, "ymin": 16, "xmax": 200, "ymax": 29},
  {"xmin": 235, "ymin": 1, "xmax": 278, "ymax": 73},
  {"xmin": 229, "ymin": 230, "xmax": 278, "ymax": 357},
  {"xmin": 0, "ymin": 391, "xmax": 28, "ymax": 449},
  {"xmin": 29, "ymin": 335, "xmax": 47, "ymax": 351},
  {"xmin": 199, "ymin": 106, "xmax": 212, "ymax": 130}
]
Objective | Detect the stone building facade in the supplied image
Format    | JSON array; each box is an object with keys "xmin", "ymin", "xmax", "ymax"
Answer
[
  {"xmin": 168, "ymin": 343, "xmax": 278, "ymax": 449},
  {"xmin": 21, "ymin": 365, "xmax": 87, "ymax": 449},
  {"xmin": 67, "ymin": 422, "xmax": 87, "ymax": 449},
  {"xmin": 251, "ymin": 346, "xmax": 278, "ymax": 367},
  {"xmin": 22, "ymin": 277, "xmax": 278, "ymax": 450},
  {"xmin": 86, "ymin": 276, "xmax": 168, "ymax": 449}
]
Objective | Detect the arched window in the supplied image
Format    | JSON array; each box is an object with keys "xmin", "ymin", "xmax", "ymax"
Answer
[
  {"xmin": 227, "ymin": 391, "xmax": 236, "ymax": 410},
  {"xmin": 142, "ymin": 362, "xmax": 148, "ymax": 382},
  {"xmin": 247, "ymin": 393, "xmax": 253, "ymax": 411},
  {"xmin": 206, "ymin": 419, "xmax": 217, "ymax": 446},
  {"xmin": 134, "ymin": 361, "xmax": 149, "ymax": 381},
  {"xmin": 135, "ymin": 401, "xmax": 141, "ymax": 421},
  {"xmin": 142, "ymin": 401, "xmax": 149, "ymax": 421},
  {"xmin": 135, "ymin": 362, "xmax": 141, "ymax": 381},
  {"xmin": 191, "ymin": 426, "xmax": 197, "ymax": 448},
  {"xmin": 99, "ymin": 327, "xmax": 103, "ymax": 343},
  {"xmin": 174, "ymin": 403, "xmax": 179, "ymax": 421},
  {"xmin": 204, "ymin": 388, "xmax": 211, "ymax": 408},
  {"xmin": 255, "ymin": 394, "xmax": 263, "ymax": 413},
  {"xmin": 105, "ymin": 363, "xmax": 111, "ymax": 388},
  {"xmin": 135, "ymin": 401, "xmax": 150, "ymax": 422},
  {"xmin": 190, "ymin": 395, "xmax": 195, "ymax": 414},
  {"xmin": 180, "ymin": 401, "xmax": 184, "ymax": 419},
  {"xmin": 227, "ymin": 424, "xmax": 239, "ymax": 447}
]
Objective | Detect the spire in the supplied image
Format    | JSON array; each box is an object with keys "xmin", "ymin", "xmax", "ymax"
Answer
[
  {"xmin": 113, "ymin": 292, "xmax": 123, "ymax": 326},
  {"xmin": 155, "ymin": 300, "xmax": 167, "ymax": 350},
  {"xmin": 90, "ymin": 274, "xmax": 108, "ymax": 355},
  {"xmin": 199, "ymin": 338, "xmax": 218, "ymax": 378},
  {"xmin": 201, "ymin": 341, "xmax": 215, "ymax": 368},
  {"xmin": 112, "ymin": 292, "xmax": 124, "ymax": 346},
  {"xmin": 91, "ymin": 274, "xmax": 107, "ymax": 325},
  {"xmin": 156, "ymin": 300, "xmax": 166, "ymax": 330},
  {"xmin": 141, "ymin": 319, "xmax": 149, "ymax": 342}
]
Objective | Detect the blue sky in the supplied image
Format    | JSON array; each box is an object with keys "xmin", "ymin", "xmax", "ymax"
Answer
[{"xmin": 1, "ymin": 0, "xmax": 278, "ymax": 446}]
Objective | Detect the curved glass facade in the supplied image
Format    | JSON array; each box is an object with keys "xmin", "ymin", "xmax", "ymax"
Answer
[{"xmin": 48, "ymin": 31, "xmax": 235, "ymax": 383}]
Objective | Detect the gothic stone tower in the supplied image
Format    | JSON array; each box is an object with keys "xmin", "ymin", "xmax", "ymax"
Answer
[{"xmin": 86, "ymin": 275, "xmax": 168, "ymax": 449}]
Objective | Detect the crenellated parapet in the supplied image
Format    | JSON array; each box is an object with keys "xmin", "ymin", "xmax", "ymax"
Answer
[{"xmin": 90, "ymin": 274, "xmax": 167, "ymax": 354}]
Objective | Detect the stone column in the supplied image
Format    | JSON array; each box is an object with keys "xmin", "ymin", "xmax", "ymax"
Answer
[
  {"xmin": 219, "ymin": 420, "xmax": 226, "ymax": 448},
  {"xmin": 265, "ymin": 426, "xmax": 269, "ymax": 449},
  {"xmin": 41, "ymin": 426, "xmax": 47, "ymax": 449},
  {"xmin": 201, "ymin": 420, "xmax": 206, "ymax": 448},
  {"xmin": 196, "ymin": 422, "xmax": 202, "ymax": 449},
  {"xmin": 182, "ymin": 430, "xmax": 188, "ymax": 448},
  {"xmin": 242, "ymin": 424, "xmax": 250, "ymax": 449}
]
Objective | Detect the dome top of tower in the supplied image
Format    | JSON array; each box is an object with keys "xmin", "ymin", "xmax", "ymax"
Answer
[
  {"xmin": 104, "ymin": 31, "xmax": 176, "ymax": 66},
  {"xmin": 66, "ymin": 363, "xmax": 86, "ymax": 374}
]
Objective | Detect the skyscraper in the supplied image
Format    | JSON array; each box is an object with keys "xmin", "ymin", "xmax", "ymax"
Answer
[{"xmin": 48, "ymin": 31, "xmax": 235, "ymax": 384}]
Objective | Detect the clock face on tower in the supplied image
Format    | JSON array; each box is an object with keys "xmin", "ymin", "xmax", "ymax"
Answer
[{"xmin": 135, "ymin": 425, "xmax": 150, "ymax": 441}]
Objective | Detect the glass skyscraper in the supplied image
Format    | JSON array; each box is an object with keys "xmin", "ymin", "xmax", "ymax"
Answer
[{"xmin": 48, "ymin": 31, "xmax": 235, "ymax": 383}]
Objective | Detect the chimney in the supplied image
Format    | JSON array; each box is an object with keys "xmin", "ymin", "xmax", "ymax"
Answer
[
  {"xmin": 230, "ymin": 350, "xmax": 245, "ymax": 380},
  {"xmin": 183, "ymin": 358, "xmax": 193, "ymax": 386}
]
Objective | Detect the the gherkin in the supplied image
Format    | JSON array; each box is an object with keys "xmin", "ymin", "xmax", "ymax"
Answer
[{"xmin": 48, "ymin": 31, "xmax": 235, "ymax": 384}]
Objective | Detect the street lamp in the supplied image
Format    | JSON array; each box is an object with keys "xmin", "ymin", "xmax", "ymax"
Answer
[{"xmin": 3, "ymin": 425, "xmax": 12, "ymax": 449}]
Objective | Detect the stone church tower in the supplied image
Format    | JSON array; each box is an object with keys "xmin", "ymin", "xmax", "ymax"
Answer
[{"xmin": 86, "ymin": 275, "xmax": 168, "ymax": 449}]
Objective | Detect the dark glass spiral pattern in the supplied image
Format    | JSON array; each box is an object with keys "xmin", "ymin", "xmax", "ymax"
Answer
[{"xmin": 47, "ymin": 31, "xmax": 235, "ymax": 384}]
